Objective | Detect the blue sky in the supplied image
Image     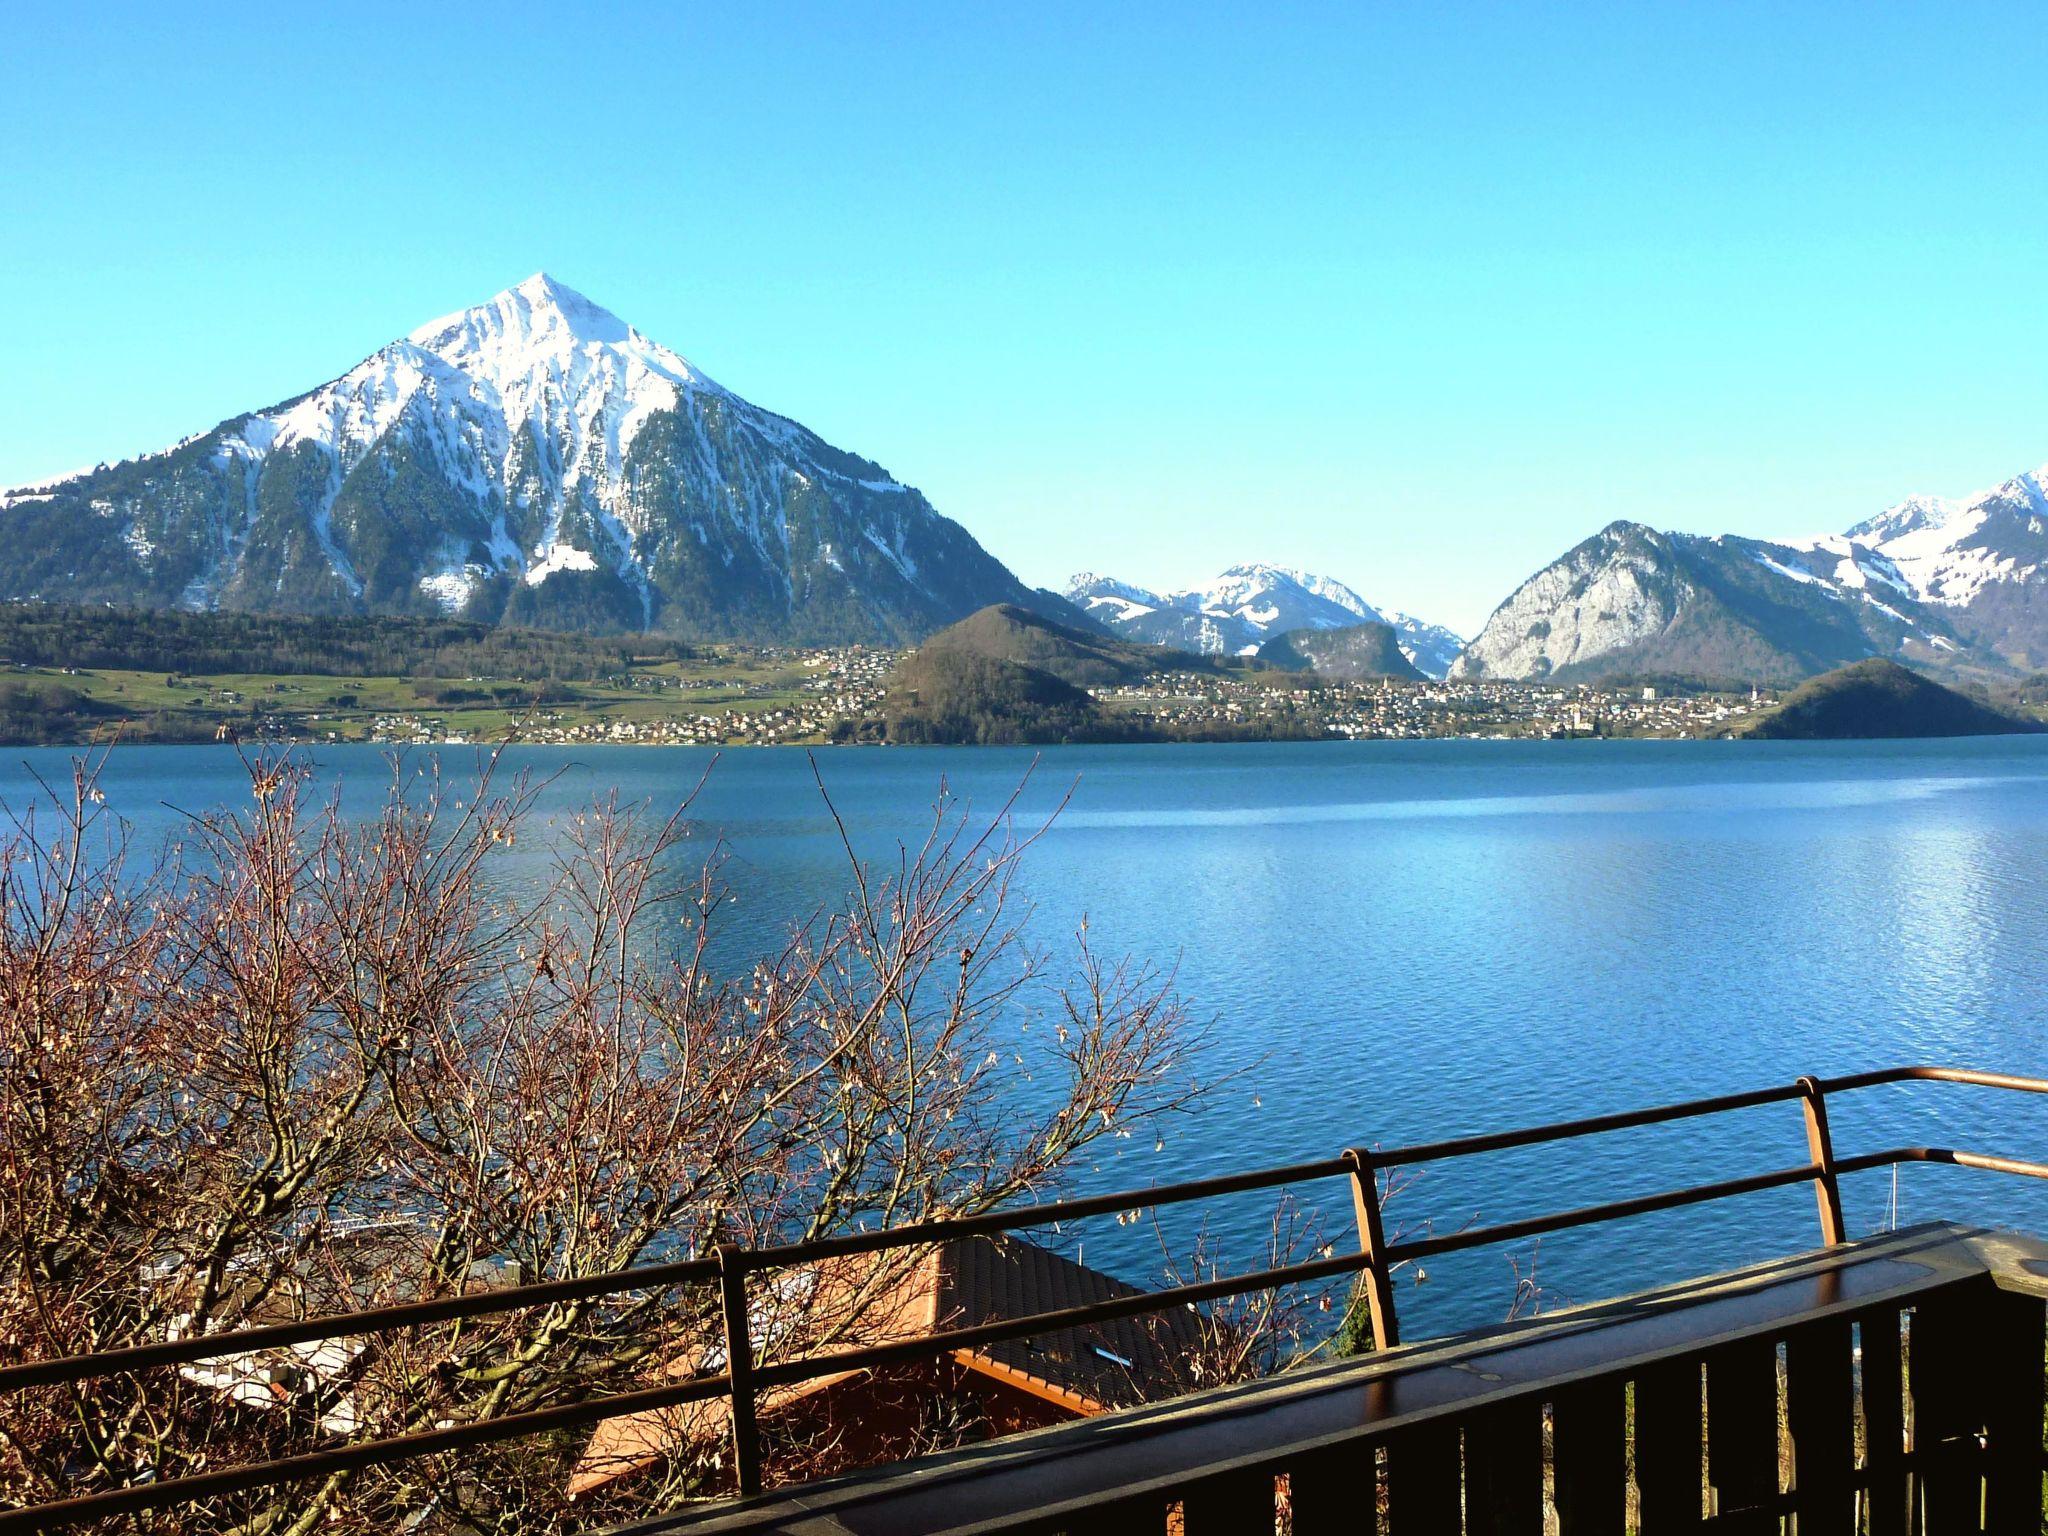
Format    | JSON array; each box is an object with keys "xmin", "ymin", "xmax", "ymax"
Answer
[{"xmin": 5, "ymin": 2, "xmax": 2048, "ymax": 633}]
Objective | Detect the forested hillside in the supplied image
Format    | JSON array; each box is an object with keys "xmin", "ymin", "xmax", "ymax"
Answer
[{"xmin": 0, "ymin": 603, "xmax": 692, "ymax": 679}]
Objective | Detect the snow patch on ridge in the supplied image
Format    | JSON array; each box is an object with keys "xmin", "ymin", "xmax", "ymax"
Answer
[
  {"xmin": 524, "ymin": 544, "xmax": 599, "ymax": 585},
  {"xmin": 419, "ymin": 566, "xmax": 489, "ymax": 612}
]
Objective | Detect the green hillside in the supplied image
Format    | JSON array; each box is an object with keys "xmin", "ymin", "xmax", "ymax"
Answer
[{"xmin": 881, "ymin": 648, "xmax": 1125, "ymax": 744}]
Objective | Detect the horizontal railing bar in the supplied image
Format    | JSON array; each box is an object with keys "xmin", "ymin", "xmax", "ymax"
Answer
[
  {"xmin": 0, "ymin": 1364, "xmax": 734, "ymax": 1536},
  {"xmin": 23, "ymin": 1068, "xmax": 2041, "ymax": 1397},
  {"xmin": 5, "ymin": 1250, "xmax": 1374, "ymax": 1535},
  {"xmin": 749, "ymin": 1156, "xmax": 1354, "ymax": 1271},
  {"xmin": 1, "ymin": 1159, "xmax": 1352, "ymax": 1396},
  {"xmin": 1833, "ymin": 1145, "xmax": 2048, "ymax": 1182},
  {"xmin": 1372, "ymin": 1081, "xmax": 1808, "ymax": 1169},
  {"xmin": 1813, "ymin": 1066, "xmax": 2048, "ymax": 1097},
  {"xmin": 1390, "ymin": 1140, "xmax": 2048, "ymax": 1266},
  {"xmin": 1387, "ymin": 1160, "xmax": 1824, "ymax": 1263},
  {"xmin": 747, "ymin": 1248, "xmax": 1373, "ymax": 1393},
  {"xmin": 0, "ymin": 1250, "xmax": 723, "ymax": 1393},
  {"xmin": 1369, "ymin": 1067, "xmax": 2048, "ymax": 1174}
]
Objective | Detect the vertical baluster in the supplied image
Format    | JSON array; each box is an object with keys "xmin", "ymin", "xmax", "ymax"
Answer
[
  {"xmin": 1706, "ymin": 1340, "xmax": 1779, "ymax": 1535},
  {"xmin": 1910, "ymin": 1292, "xmax": 1985, "ymax": 1534},
  {"xmin": 1384, "ymin": 1422, "xmax": 1462, "ymax": 1533},
  {"xmin": 1859, "ymin": 1308, "xmax": 1909, "ymax": 1536},
  {"xmin": 1634, "ymin": 1357, "xmax": 1706, "ymax": 1533},
  {"xmin": 1552, "ymin": 1382, "xmax": 1626, "ymax": 1536},
  {"xmin": 1466, "ymin": 1400, "xmax": 1540, "ymax": 1531},
  {"xmin": 1180, "ymin": 1468, "xmax": 1276, "ymax": 1536},
  {"xmin": 1287, "ymin": 1444, "xmax": 1375, "ymax": 1536},
  {"xmin": 1980, "ymin": 1290, "xmax": 2045, "ymax": 1536},
  {"xmin": 1785, "ymin": 1317, "xmax": 1855, "ymax": 1536},
  {"xmin": 716, "ymin": 1243, "xmax": 763, "ymax": 1497},
  {"xmin": 1796, "ymin": 1076, "xmax": 1846, "ymax": 1247},
  {"xmin": 1055, "ymin": 1495, "xmax": 1169, "ymax": 1536},
  {"xmin": 1344, "ymin": 1147, "xmax": 1400, "ymax": 1351},
  {"xmin": 1465, "ymin": 1398, "xmax": 1544, "ymax": 1536}
]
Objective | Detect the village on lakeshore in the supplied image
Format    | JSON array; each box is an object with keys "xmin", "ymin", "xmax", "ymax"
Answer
[
  {"xmin": 353, "ymin": 670, "xmax": 1774, "ymax": 747},
  {"xmin": 1, "ymin": 627, "xmax": 1784, "ymax": 748}
]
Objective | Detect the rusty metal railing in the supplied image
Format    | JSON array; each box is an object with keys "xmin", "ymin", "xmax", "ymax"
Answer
[{"xmin": 6, "ymin": 1063, "xmax": 2048, "ymax": 1531}]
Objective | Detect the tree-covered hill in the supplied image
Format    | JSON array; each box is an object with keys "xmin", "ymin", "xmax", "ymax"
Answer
[
  {"xmin": 881, "ymin": 648, "xmax": 1125, "ymax": 745},
  {"xmin": 1255, "ymin": 621, "xmax": 1424, "ymax": 681},
  {"xmin": 912, "ymin": 603, "xmax": 1222, "ymax": 689},
  {"xmin": 0, "ymin": 602, "xmax": 692, "ymax": 680},
  {"xmin": 1739, "ymin": 658, "xmax": 2042, "ymax": 739}
]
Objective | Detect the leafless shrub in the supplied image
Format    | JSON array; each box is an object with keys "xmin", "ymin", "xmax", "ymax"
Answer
[{"xmin": 0, "ymin": 749, "xmax": 1202, "ymax": 1533}]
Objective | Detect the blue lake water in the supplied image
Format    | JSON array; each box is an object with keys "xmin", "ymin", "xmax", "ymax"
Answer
[{"xmin": 15, "ymin": 736, "xmax": 2048, "ymax": 1339}]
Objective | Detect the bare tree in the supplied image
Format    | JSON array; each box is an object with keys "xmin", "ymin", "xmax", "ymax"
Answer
[{"xmin": 0, "ymin": 750, "xmax": 1202, "ymax": 1533}]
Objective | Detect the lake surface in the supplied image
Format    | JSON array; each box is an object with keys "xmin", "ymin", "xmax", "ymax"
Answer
[{"xmin": 14, "ymin": 736, "xmax": 2048, "ymax": 1339}]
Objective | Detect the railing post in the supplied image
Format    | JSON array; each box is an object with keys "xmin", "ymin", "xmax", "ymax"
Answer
[
  {"xmin": 1797, "ymin": 1075, "xmax": 1846, "ymax": 1246},
  {"xmin": 716, "ymin": 1243, "xmax": 763, "ymax": 1496},
  {"xmin": 1343, "ymin": 1147, "xmax": 1401, "ymax": 1350}
]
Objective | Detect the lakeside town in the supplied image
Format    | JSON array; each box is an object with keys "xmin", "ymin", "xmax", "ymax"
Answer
[
  {"xmin": 1094, "ymin": 674, "xmax": 1778, "ymax": 741},
  {"xmin": 340, "ymin": 649, "xmax": 1776, "ymax": 747},
  {"xmin": 2, "ymin": 622, "xmax": 1802, "ymax": 748}
]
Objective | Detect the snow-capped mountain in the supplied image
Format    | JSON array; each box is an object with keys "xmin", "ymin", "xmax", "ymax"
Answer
[
  {"xmin": 1832, "ymin": 464, "xmax": 2048, "ymax": 668},
  {"xmin": 1451, "ymin": 453, "xmax": 2048, "ymax": 684},
  {"xmin": 0, "ymin": 274, "xmax": 1046, "ymax": 642},
  {"xmin": 1065, "ymin": 564, "xmax": 1463, "ymax": 675},
  {"xmin": 1451, "ymin": 522, "xmax": 1967, "ymax": 683},
  {"xmin": 1188, "ymin": 564, "xmax": 1384, "ymax": 632}
]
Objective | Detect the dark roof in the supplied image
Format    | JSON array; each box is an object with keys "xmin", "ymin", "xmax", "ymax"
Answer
[
  {"xmin": 572, "ymin": 1231, "xmax": 1200, "ymax": 1496},
  {"xmin": 940, "ymin": 1234, "xmax": 1198, "ymax": 1410}
]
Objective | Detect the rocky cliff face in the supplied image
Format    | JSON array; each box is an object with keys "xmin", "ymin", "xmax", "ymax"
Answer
[
  {"xmin": 1451, "ymin": 522, "xmax": 1970, "ymax": 683},
  {"xmin": 1451, "ymin": 524, "xmax": 1687, "ymax": 679}
]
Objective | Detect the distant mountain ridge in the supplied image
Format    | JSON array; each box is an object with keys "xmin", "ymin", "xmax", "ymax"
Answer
[
  {"xmin": 17, "ymin": 273, "xmax": 2048, "ymax": 679},
  {"xmin": 1833, "ymin": 462, "xmax": 2048, "ymax": 668},
  {"xmin": 0, "ymin": 274, "xmax": 1055, "ymax": 645},
  {"xmin": 1452, "ymin": 456, "xmax": 2048, "ymax": 684},
  {"xmin": 1450, "ymin": 522, "xmax": 1970, "ymax": 684},
  {"xmin": 1065, "ymin": 564, "xmax": 1463, "ymax": 676}
]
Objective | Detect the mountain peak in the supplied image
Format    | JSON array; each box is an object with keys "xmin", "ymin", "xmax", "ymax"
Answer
[
  {"xmin": 410, "ymin": 272, "xmax": 635, "ymax": 354},
  {"xmin": 509, "ymin": 272, "xmax": 622, "ymax": 334}
]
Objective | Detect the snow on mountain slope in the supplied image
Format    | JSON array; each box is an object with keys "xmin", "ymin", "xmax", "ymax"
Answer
[
  {"xmin": 1454, "ymin": 450, "xmax": 2048, "ymax": 685},
  {"xmin": 1833, "ymin": 467, "xmax": 2048, "ymax": 663},
  {"xmin": 1451, "ymin": 522, "xmax": 1969, "ymax": 682},
  {"xmin": 1187, "ymin": 564, "xmax": 1384, "ymax": 633},
  {"xmin": 0, "ymin": 275, "xmax": 1039, "ymax": 643},
  {"xmin": 1064, "ymin": 572, "xmax": 1169, "ymax": 626},
  {"xmin": 1380, "ymin": 612, "xmax": 1466, "ymax": 678},
  {"xmin": 1065, "ymin": 564, "xmax": 1461, "ymax": 674}
]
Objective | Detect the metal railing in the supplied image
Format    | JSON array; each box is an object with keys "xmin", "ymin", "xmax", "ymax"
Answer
[{"xmin": 7, "ymin": 1063, "xmax": 2048, "ymax": 1531}]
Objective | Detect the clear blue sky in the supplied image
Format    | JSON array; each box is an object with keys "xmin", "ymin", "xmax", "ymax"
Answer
[{"xmin": 6, "ymin": 2, "xmax": 2048, "ymax": 633}]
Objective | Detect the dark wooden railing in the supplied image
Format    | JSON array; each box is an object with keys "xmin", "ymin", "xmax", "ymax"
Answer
[
  {"xmin": 7, "ymin": 1064, "xmax": 2048, "ymax": 1532},
  {"xmin": 677, "ymin": 1221, "xmax": 2045, "ymax": 1534}
]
